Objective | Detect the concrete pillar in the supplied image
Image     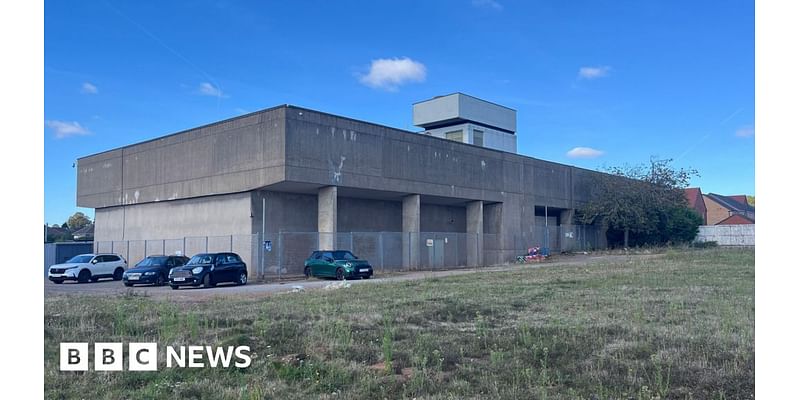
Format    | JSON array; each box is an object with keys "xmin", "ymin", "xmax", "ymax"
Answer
[
  {"xmin": 466, "ymin": 200, "xmax": 483, "ymax": 267},
  {"xmin": 483, "ymin": 202, "xmax": 503, "ymax": 265},
  {"xmin": 318, "ymin": 186, "xmax": 337, "ymax": 250},
  {"xmin": 402, "ymin": 194, "xmax": 420, "ymax": 269}
]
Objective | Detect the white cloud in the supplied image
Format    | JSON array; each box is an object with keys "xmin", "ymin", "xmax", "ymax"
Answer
[
  {"xmin": 735, "ymin": 125, "xmax": 754, "ymax": 138},
  {"xmin": 472, "ymin": 0, "xmax": 503, "ymax": 11},
  {"xmin": 578, "ymin": 66, "xmax": 611, "ymax": 80},
  {"xmin": 359, "ymin": 57, "xmax": 427, "ymax": 91},
  {"xmin": 45, "ymin": 120, "xmax": 91, "ymax": 139},
  {"xmin": 81, "ymin": 82, "xmax": 98, "ymax": 94},
  {"xmin": 566, "ymin": 147, "xmax": 605, "ymax": 159},
  {"xmin": 197, "ymin": 82, "xmax": 227, "ymax": 98}
]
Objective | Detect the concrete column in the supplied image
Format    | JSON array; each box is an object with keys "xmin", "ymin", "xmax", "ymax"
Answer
[
  {"xmin": 318, "ymin": 186, "xmax": 337, "ymax": 250},
  {"xmin": 402, "ymin": 194, "xmax": 420, "ymax": 269},
  {"xmin": 466, "ymin": 200, "xmax": 483, "ymax": 267},
  {"xmin": 483, "ymin": 202, "xmax": 503, "ymax": 265}
]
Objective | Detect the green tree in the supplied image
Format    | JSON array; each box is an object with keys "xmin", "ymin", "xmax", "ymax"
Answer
[
  {"xmin": 67, "ymin": 212, "xmax": 92, "ymax": 232},
  {"xmin": 577, "ymin": 158, "xmax": 700, "ymax": 248}
]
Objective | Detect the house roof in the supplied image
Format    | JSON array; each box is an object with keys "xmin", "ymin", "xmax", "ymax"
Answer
[
  {"xmin": 45, "ymin": 225, "xmax": 69, "ymax": 236},
  {"xmin": 716, "ymin": 214, "xmax": 755, "ymax": 225},
  {"xmin": 684, "ymin": 187, "xmax": 703, "ymax": 206},
  {"xmin": 730, "ymin": 195, "xmax": 749, "ymax": 206},
  {"xmin": 72, "ymin": 224, "xmax": 94, "ymax": 237},
  {"xmin": 706, "ymin": 193, "xmax": 755, "ymax": 213}
]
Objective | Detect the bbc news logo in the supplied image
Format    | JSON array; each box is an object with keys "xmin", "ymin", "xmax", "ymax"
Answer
[{"xmin": 60, "ymin": 343, "xmax": 252, "ymax": 371}]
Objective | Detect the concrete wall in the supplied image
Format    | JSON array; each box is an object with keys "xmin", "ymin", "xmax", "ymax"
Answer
[
  {"xmin": 338, "ymin": 197, "xmax": 402, "ymax": 232},
  {"xmin": 420, "ymin": 204, "xmax": 466, "ymax": 232},
  {"xmin": 78, "ymin": 107, "xmax": 287, "ymax": 209},
  {"xmin": 95, "ymin": 192, "xmax": 253, "ymax": 241},
  {"xmin": 696, "ymin": 224, "xmax": 755, "ymax": 246}
]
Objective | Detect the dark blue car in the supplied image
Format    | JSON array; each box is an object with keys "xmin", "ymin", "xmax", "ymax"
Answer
[{"xmin": 123, "ymin": 255, "xmax": 189, "ymax": 287}]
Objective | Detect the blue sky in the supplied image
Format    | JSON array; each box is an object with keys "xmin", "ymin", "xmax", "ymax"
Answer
[{"xmin": 44, "ymin": 0, "xmax": 754, "ymax": 225}]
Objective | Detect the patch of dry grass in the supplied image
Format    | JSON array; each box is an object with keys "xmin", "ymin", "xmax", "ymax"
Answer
[{"xmin": 44, "ymin": 248, "xmax": 754, "ymax": 399}]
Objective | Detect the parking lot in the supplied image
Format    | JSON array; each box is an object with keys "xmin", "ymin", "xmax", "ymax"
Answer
[{"xmin": 44, "ymin": 253, "xmax": 650, "ymax": 301}]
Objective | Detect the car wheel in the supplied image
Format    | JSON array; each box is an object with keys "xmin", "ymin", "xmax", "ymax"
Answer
[
  {"xmin": 304, "ymin": 266, "xmax": 311, "ymax": 279},
  {"xmin": 155, "ymin": 275, "xmax": 165, "ymax": 286},
  {"xmin": 237, "ymin": 272, "xmax": 247, "ymax": 286},
  {"xmin": 335, "ymin": 268, "xmax": 345, "ymax": 281},
  {"xmin": 52, "ymin": 280, "xmax": 63, "ymax": 284},
  {"xmin": 78, "ymin": 269, "xmax": 91, "ymax": 283},
  {"xmin": 203, "ymin": 273, "xmax": 215, "ymax": 288},
  {"xmin": 113, "ymin": 268, "xmax": 124, "ymax": 281},
  {"xmin": 170, "ymin": 285, "xmax": 179, "ymax": 290},
  {"xmin": 124, "ymin": 282, "xmax": 133, "ymax": 287}
]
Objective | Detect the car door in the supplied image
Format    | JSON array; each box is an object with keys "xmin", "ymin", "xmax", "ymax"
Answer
[
  {"xmin": 106, "ymin": 255, "xmax": 122, "ymax": 275},
  {"xmin": 321, "ymin": 252, "xmax": 335, "ymax": 277},
  {"xmin": 90, "ymin": 255, "xmax": 105, "ymax": 275},
  {"xmin": 229, "ymin": 254, "xmax": 245, "ymax": 279},
  {"xmin": 308, "ymin": 252, "xmax": 320, "ymax": 275},
  {"xmin": 164, "ymin": 258, "xmax": 176, "ymax": 278},
  {"xmin": 214, "ymin": 254, "xmax": 230, "ymax": 282}
]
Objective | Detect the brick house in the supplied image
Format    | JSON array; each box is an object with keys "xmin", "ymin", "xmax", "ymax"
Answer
[
  {"xmin": 703, "ymin": 193, "xmax": 755, "ymax": 225},
  {"xmin": 683, "ymin": 187, "xmax": 708, "ymax": 224}
]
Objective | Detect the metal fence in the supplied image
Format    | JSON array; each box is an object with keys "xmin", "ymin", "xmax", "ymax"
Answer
[{"xmin": 94, "ymin": 225, "xmax": 602, "ymax": 281}]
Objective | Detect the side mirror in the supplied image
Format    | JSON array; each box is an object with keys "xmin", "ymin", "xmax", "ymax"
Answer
[{"xmin": 91, "ymin": 259, "xmax": 98, "ymax": 264}]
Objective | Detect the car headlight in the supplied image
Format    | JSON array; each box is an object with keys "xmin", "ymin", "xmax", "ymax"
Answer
[
  {"xmin": 144, "ymin": 271, "xmax": 157, "ymax": 276},
  {"xmin": 345, "ymin": 262, "xmax": 352, "ymax": 268},
  {"xmin": 169, "ymin": 268, "xmax": 175, "ymax": 276},
  {"xmin": 64, "ymin": 265, "xmax": 79, "ymax": 270},
  {"xmin": 191, "ymin": 266, "xmax": 204, "ymax": 274}
]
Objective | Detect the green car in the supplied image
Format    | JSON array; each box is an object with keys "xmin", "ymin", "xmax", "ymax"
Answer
[{"xmin": 304, "ymin": 250, "xmax": 374, "ymax": 280}]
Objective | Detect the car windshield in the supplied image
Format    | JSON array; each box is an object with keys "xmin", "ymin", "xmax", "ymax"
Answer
[
  {"xmin": 188, "ymin": 254, "xmax": 214, "ymax": 265},
  {"xmin": 66, "ymin": 255, "xmax": 93, "ymax": 263},
  {"xmin": 331, "ymin": 251, "xmax": 357, "ymax": 260},
  {"xmin": 136, "ymin": 256, "xmax": 168, "ymax": 267}
]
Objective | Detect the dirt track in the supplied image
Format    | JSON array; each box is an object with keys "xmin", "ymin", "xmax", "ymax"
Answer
[{"xmin": 44, "ymin": 253, "xmax": 659, "ymax": 302}]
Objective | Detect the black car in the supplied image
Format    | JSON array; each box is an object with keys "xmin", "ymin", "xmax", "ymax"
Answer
[
  {"xmin": 123, "ymin": 255, "xmax": 189, "ymax": 287},
  {"xmin": 168, "ymin": 252, "xmax": 248, "ymax": 289}
]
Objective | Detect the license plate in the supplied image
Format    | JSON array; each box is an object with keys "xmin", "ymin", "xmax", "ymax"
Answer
[
  {"xmin": 359, "ymin": 268, "xmax": 369, "ymax": 273},
  {"xmin": 174, "ymin": 277, "xmax": 185, "ymax": 282},
  {"xmin": 129, "ymin": 275, "xmax": 140, "ymax": 280}
]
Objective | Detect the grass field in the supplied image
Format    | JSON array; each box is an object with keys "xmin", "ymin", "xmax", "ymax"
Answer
[{"xmin": 44, "ymin": 248, "xmax": 754, "ymax": 399}]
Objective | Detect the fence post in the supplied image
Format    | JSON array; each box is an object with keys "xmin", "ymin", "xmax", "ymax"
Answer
[
  {"xmin": 182, "ymin": 237, "xmax": 186, "ymax": 256},
  {"xmin": 205, "ymin": 237, "xmax": 209, "ymax": 253},
  {"xmin": 230, "ymin": 235, "xmax": 233, "ymax": 252},
  {"xmin": 379, "ymin": 232, "xmax": 384, "ymax": 272},
  {"xmin": 258, "ymin": 232, "xmax": 263, "ymax": 281},
  {"xmin": 163, "ymin": 239, "xmax": 166, "ymax": 255},
  {"xmin": 278, "ymin": 232, "xmax": 283, "ymax": 281}
]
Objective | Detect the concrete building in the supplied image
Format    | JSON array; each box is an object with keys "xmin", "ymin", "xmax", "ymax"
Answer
[
  {"xmin": 77, "ymin": 94, "xmax": 608, "ymax": 277},
  {"xmin": 413, "ymin": 93, "xmax": 517, "ymax": 153}
]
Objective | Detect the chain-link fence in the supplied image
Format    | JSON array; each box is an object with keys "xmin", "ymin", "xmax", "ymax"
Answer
[{"xmin": 94, "ymin": 226, "xmax": 603, "ymax": 281}]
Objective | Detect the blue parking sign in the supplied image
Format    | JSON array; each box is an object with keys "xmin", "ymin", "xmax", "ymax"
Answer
[{"xmin": 264, "ymin": 240, "xmax": 272, "ymax": 252}]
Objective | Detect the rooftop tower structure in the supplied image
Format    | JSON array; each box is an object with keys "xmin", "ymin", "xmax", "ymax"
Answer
[{"xmin": 412, "ymin": 93, "xmax": 517, "ymax": 153}]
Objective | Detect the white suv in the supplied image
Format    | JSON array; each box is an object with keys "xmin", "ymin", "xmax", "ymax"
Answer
[{"xmin": 48, "ymin": 253, "xmax": 127, "ymax": 284}]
